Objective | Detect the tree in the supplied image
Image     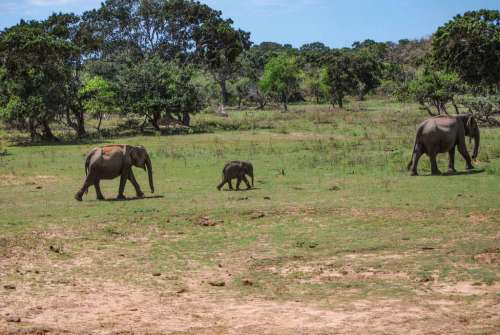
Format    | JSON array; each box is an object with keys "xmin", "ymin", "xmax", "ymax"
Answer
[
  {"xmin": 236, "ymin": 43, "xmax": 288, "ymax": 109},
  {"xmin": 118, "ymin": 56, "xmax": 202, "ymax": 129},
  {"xmin": 432, "ymin": 10, "xmax": 500, "ymax": 89},
  {"xmin": 320, "ymin": 53, "xmax": 357, "ymax": 108},
  {"xmin": 299, "ymin": 42, "xmax": 330, "ymax": 67},
  {"xmin": 46, "ymin": 13, "xmax": 100, "ymax": 137},
  {"xmin": 234, "ymin": 77, "xmax": 251, "ymax": 109},
  {"xmin": 304, "ymin": 68, "xmax": 325, "ymax": 103},
  {"xmin": 195, "ymin": 18, "xmax": 251, "ymax": 106},
  {"xmin": 84, "ymin": 0, "xmax": 250, "ymax": 106},
  {"xmin": 405, "ymin": 69, "xmax": 462, "ymax": 116},
  {"xmin": 350, "ymin": 50, "xmax": 382, "ymax": 100},
  {"xmin": 79, "ymin": 75, "xmax": 117, "ymax": 132},
  {"xmin": 0, "ymin": 20, "xmax": 77, "ymax": 141},
  {"xmin": 259, "ymin": 54, "xmax": 303, "ymax": 111}
]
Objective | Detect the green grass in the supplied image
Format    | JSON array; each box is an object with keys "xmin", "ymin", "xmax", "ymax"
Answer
[{"xmin": 1, "ymin": 99, "xmax": 499, "ymax": 307}]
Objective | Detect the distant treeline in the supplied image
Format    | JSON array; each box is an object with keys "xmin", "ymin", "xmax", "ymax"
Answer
[{"xmin": 0, "ymin": 0, "xmax": 498, "ymax": 141}]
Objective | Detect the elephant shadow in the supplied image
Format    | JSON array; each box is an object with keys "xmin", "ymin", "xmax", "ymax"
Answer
[
  {"xmin": 105, "ymin": 195, "xmax": 165, "ymax": 202},
  {"xmin": 223, "ymin": 187, "xmax": 260, "ymax": 192},
  {"xmin": 441, "ymin": 169, "xmax": 485, "ymax": 177}
]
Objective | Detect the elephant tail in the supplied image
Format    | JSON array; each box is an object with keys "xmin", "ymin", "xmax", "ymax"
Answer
[
  {"xmin": 407, "ymin": 127, "xmax": 423, "ymax": 170},
  {"xmin": 84, "ymin": 148, "xmax": 96, "ymax": 194}
]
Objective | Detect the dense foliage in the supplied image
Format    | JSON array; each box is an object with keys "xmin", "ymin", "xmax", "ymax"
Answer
[
  {"xmin": 0, "ymin": 3, "xmax": 498, "ymax": 141},
  {"xmin": 432, "ymin": 10, "xmax": 500, "ymax": 89}
]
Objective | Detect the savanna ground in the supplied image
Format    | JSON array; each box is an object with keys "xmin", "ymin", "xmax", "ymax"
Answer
[{"xmin": 0, "ymin": 100, "xmax": 499, "ymax": 334}]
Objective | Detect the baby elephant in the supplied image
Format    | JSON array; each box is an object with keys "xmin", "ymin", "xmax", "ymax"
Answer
[{"xmin": 217, "ymin": 161, "xmax": 254, "ymax": 191}]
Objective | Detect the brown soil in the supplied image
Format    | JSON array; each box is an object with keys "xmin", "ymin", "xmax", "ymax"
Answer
[
  {"xmin": 2, "ymin": 277, "xmax": 499, "ymax": 335},
  {"xmin": 2, "ymin": 250, "xmax": 499, "ymax": 335}
]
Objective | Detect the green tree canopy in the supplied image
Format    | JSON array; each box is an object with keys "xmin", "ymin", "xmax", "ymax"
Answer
[
  {"xmin": 432, "ymin": 9, "xmax": 500, "ymax": 89},
  {"xmin": 320, "ymin": 52, "xmax": 357, "ymax": 108},
  {"xmin": 118, "ymin": 56, "xmax": 202, "ymax": 129},
  {"xmin": 259, "ymin": 54, "xmax": 303, "ymax": 111},
  {"xmin": 403, "ymin": 69, "xmax": 462, "ymax": 116},
  {"xmin": 0, "ymin": 20, "xmax": 77, "ymax": 141}
]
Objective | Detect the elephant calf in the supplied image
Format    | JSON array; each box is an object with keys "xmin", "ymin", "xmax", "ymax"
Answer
[
  {"xmin": 217, "ymin": 161, "xmax": 254, "ymax": 191},
  {"xmin": 75, "ymin": 144, "xmax": 154, "ymax": 201},
  {"xmin": 408, "ymin": 114, "xmax": 480, "ymax": 176}
]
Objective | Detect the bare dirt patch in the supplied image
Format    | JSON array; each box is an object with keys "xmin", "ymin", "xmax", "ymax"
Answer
[
  {"xmin": 432, "ymin": 281, "xmax": 500, "ymax": 296},
  {"xmin": 473, "ymin": 248, "xmax": 500, "ymax": 265},
  {"xmin": 1, "ymin": 278, "xmax": 498, "ymax": 335},
  {"xmin": 273, "ymin": 259, "xmax": 409, "ymax": 284},
  {"xmin": 0, "ymin": 174, "xmax": 58, "ymax": 187}
]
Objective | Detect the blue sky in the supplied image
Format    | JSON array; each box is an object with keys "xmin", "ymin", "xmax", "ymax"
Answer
[{"xmin": 0, "ymin": 0, "xmax": 498, "ymax": 47}]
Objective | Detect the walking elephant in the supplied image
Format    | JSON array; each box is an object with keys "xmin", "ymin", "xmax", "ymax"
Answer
[
  {"xmin": 75, "ymin": 145, "xmax": 154, "ymax": 201},
  {"xmin": 407, "ymin": 114, "xmax": 480, "ymax": 176},
  {"xmin": 217, "ymin": 161, "xmax": 254, "ymax": 191}
]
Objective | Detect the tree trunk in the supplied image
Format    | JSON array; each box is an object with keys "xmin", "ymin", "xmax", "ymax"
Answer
[
  {"xmin": 150, "ymin": 113, "xmax": 161, "ymax": 131},
  {"xmin": 66, "ymin": 107, "xmax": 87, "ymax": 138},
  {"xmin": 41, "ymin": 120, "xmax": 58, "ymax": 142},
  {"xmin": 182, "ymin": 112, "xmax": 190, "ymax": 127},
  {"xmin": 28, "ymin": 118, "xmax": 38, "ymax": 142},
  {"xmin": 338, "ymin": 94, "xmax": 344, "ymax": 109},
  {"xmin": 97, "ymin": 113, "xmax": 103, "ymax": 132},
  {"xmin": 220, "ymin": 79, "xmax": 229, "ymax": 106},
  {"xmin": 74, "ymin": 109, "xmax": 86, "ymax": 137}
]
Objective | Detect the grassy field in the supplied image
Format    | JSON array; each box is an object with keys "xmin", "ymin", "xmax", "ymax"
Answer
[{"xmin": 1, "ymin": 99, "xmax": 499, "ymax": 334}]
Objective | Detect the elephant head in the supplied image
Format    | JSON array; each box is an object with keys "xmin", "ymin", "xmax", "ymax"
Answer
[
  {"xmin": 237, "ymin": 161, "xmax": 254, "ymax": 187},
  {"xmin": 129, "ymin": 146, "xmax": 155, "ymax": 193},
  {"xmin": 465, "ymin": 115, "xmax": 480, "ymax": 160},
  {"xmin": 245, "ymin": 163, "xmax": 254, "ymax": 187}
]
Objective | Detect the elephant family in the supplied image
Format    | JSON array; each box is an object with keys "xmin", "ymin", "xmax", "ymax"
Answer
[
  {"xmin": 75, "ymin": 145, "xmax": 154, "ymax": 201},
  {"xmin": 217, "ymin": 161, "xmax": 254, "ymax": 191},
  {"xmin": 407, "ymin": 114, "xmax": 480, "ymax": 176}
]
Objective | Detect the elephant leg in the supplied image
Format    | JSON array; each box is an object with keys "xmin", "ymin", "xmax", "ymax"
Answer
[
  {"xmin": 117, "ymin": 171, "xmax": 128, "ymax": 200},
  {"xmin": 217, "ymin": 178, "xmax": 227, "ymax": 191},
  {"xmin": 447, "ymin": 146, "xmax": 457, "ymax": 174},
  {"xmin": 128, "ymin": 170, "xmax": 144, "ymax": 198},
  {"xmin": 75, "ymin": 174, "xmax": 94, "ymax": 201},
  {"xmin": 410, "ymin": 149, "xmax": 423, "ymax": 176},
  {"xmin": 457, "ymin": 137, "xmax": 474, "ymax": 170},
  {"xmin": 228, "ymin": 179, "xmax": 234, "ymax": 191},
  {"xmin": 94, "ymin": 179, "xmax": 105, "ymax": 200},
  {"xmin": 242, "ymin": 175, "xmax": 251, "ymax": 189},
  {"xmin": 430, "ymin": 153, "xmax": 441, "ymax": 175},
  {"xmin": 236, "ymin": 177, "xmax": 242, "ymax": 190}
]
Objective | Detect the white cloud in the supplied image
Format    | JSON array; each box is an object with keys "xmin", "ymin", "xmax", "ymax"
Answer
[{"xmin": 30, "ymin": 0, "xmax": 83, "ymax": 6}]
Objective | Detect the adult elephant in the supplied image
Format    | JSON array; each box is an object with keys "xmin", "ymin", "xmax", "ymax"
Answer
[
  {"xmin": 75, "ymin": 145, "xmax": 154, "ymax": 201},
  {"xmin": 408, "ymin": 114, "xmax": 480, "ymax": 176}
]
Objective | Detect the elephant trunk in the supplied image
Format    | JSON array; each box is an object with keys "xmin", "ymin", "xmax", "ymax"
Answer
[
  {"xmin": 472, "ymin": 129, "xmax": 480, "ymax": 160},
  {"xmin": 146, "ymin": 156, "xmax": 154, "ymax": 193},
  {"xmin": 249, "ymin": 167, "xmax": 254, "ymax": 187}
]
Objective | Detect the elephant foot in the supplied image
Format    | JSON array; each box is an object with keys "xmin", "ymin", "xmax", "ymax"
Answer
[
  {"xmin": 431, "ymin": 170, "xmax": 442, "ymax": 176},
  {"xmin": 466, "ymin": 165, "xmax": 474, "ymax": 170},
  {"xmin": 410, "ymin": 171, "xmax": 418, "ymax": 176},
  {"xmin": 136, "ymin": 192, "xmax": 145, "ymax": 198},
  {"xmin": 447, "ymin": 168, "xmax": 457, "ymax": 175},
  {"xmin": 74, "ymin": 194, "xmax": 83, "ymax": 202},
  {"xmin": 97, "ymin": 196, "xmax": 105, "ymax": 201},
  {"xmin": 116, "ymin": 194, "xmax": 126, "ymax": 200}
]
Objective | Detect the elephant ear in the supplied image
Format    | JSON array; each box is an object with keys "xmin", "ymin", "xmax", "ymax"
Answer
[
  {"xmin": 466, "ymin": 115, "xmax": 476, "ymax": 138},
  {"xmin": 123, "ymin": 145, "xmax": 133, "ymax": 166}
]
